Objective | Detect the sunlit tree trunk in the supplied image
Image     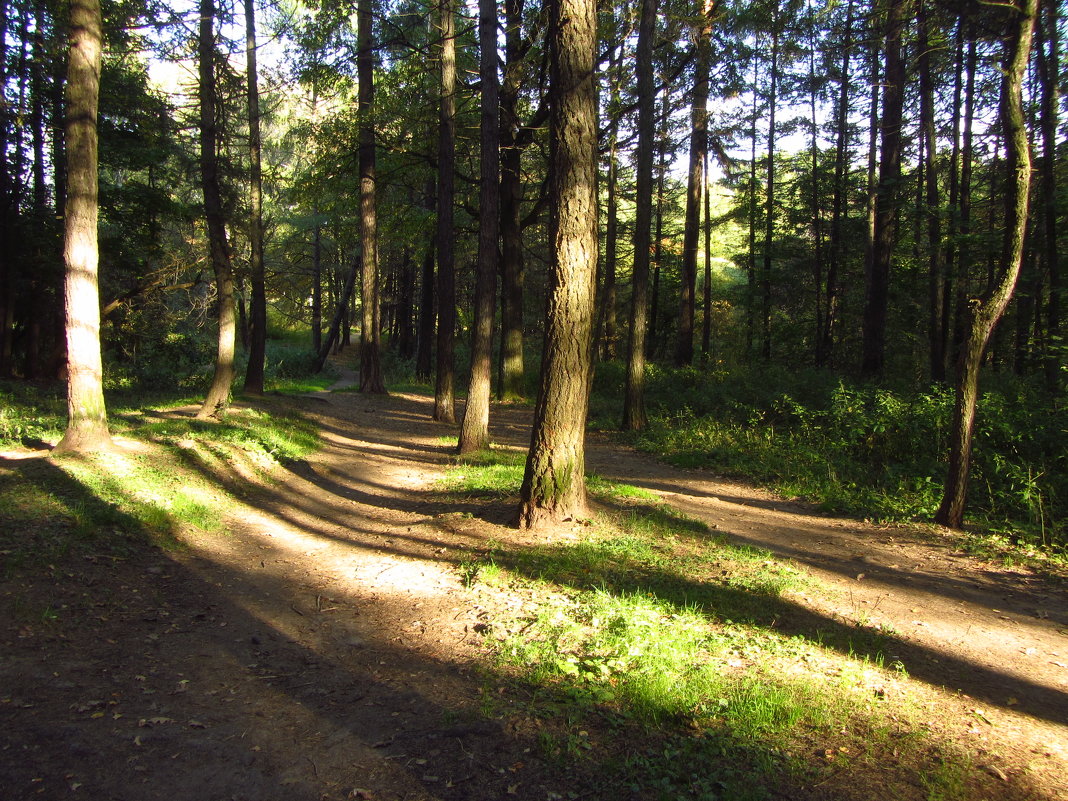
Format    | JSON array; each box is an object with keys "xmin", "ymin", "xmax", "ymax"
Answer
[
  {"xmin": 358, "ymin": 0, "xmax": 386, "ymax": 394},
  {"xmin": 519, "ymin": 0, "xmax": 598, "ymax": 528},
  {"xmin": 458, "ymin": 0, "xmax": 500, "ymax": 453},
  {"xmin": 621, "ymin": 0, "xmax": 655, "ymax": 431},
  {"xmin": 937, "ymin": 0, "xmax": 1036, "ymax": 529},
  {"xmin": 55, "ymin": 0, "xmax": 111, "ymax": 453},
  {"xmin": 243, "ymin": 0, "xmax": 266, "ymax": 394},
  {"xmin": 196, "ymin": 0, "xmax": 237, "ymax": 419},
  {"xmin": 434, "ymin": 0, "xmax": 457, "ymax": 421}
]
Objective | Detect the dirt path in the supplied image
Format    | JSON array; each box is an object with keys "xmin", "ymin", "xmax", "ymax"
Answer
[{"xmin": 2, "ymin": 375, "xmax": 1066, "ymax": 800}]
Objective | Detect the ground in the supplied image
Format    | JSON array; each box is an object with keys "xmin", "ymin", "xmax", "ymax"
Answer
[{"xmin": 1, "ymin": 367, "xmax": 1066, "ymax": 801}]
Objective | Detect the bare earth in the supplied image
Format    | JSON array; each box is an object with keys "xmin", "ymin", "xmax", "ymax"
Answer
[{"xmin": 1, "ymin": 370, "xmax": 1066, "ymax": 800}]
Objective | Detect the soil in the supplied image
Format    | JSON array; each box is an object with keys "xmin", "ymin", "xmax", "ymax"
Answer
[{"xmin": 1, "ymin": 364, "xmax": 1066, "ymax": 801}]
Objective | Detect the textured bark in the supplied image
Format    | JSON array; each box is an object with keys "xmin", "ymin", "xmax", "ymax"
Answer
[
  {"xmin": 821, "ymin": 0, "xmax": 854, "ymax": 368},
  {"xmin": 1037, "ymin": 0, "xmax": 1060, "ymax": 386},
  {"xmin": 701, "ymin": 149, "xmax": 711, "ymax": 361},
  {"xmin": 621, "ymin": 0, "xmax": 655, "ymax": 432},
  {"xmin": 497, "ymin": 0, "xmax": 526, "ymax": 400},
  {"xmin": 196, "ymin": 0, "xmax": 237, "ymax": 420},
  {"xmin": 458, "ymin": 0, "xmax": 500, "ymax": 454},
  {"xmin": 519, "ymin": 0, "xmax": 598, "ymax": 529},
  {"xmin": 358, "ymin": 0, "xmax": 386, "ymax": 395},
  {"xmin": 937, "ymin": 0, "xmax": 1035, "ymax": 529},
  {"xmin": 918, "ymin": 7, "xmax": 944, "ymax": 383},
  {"xmin": 243, "ymin": 0, "xmax": 266, "ymax": 394},
  {"xmin": 676, "ymin": 0, "xmax": 714, "ymax": 367},
  {"xmin": 761, "ymin": 21, "xmax": 779, "ymax": 363},
  {"xmin": 860, "ymin": 0, "xmax": 909, "ymax": 376},
  {"xmin": 600, "ymin": 39, "xmax": 621, "ymax": 361},
  {"xmin": 55, "ymin": 0, "xmax": 111, "ymax": 453},
  {"xmin": 434, "ymin": 0, "xmax": 457, "ymax": 422}
]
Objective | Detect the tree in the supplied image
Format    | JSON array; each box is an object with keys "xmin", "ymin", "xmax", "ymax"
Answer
[
  {"xmin": 621, "ymin": 0, "xmax": 655, "ymax": 431},
  {"xmin": 54, "ymin": 0, "xmax": 112, "ymax": 453},
  {"xmin": 676, "ymin": 0, "xmax": 715, "ymax": 366},
  {"xmin": 860, "ymin": 0, "xmax": 909, "ymax": 377},
  {"xmin": 434, "ymin": 0, "xmax": 457, "ymax": 422},
  {"xmin": 358, "ymin": 0, "xmax": 386, "ymax": 393},
  {"xmin": 243, "ymin": 0, "xmax": 267, "ymax": 394},
  {"xmin": 936, "ymin": 0, "xmax": 1037, "ymax": 528},
  {"xmin": 196, "ymin": 0, "xmax": 238, "ymax": 419},
  {"xmin": 518, "ymin": 0, "xmax": 597, "ymax": 528},
  {"xmin": 458, "ymin": 0, "xmax": 500, "ymax": 453}
]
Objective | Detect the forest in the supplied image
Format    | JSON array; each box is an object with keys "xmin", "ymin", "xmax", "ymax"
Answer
[
  {"xmin": 2, "ymin": 0, "xmax": 1068, "ymax": 798},
  {"xmin": 1, "ymin": 0, "xmax": 1065, "ymax": 546}
]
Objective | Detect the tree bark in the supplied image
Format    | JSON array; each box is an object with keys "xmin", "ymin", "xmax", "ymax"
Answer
[
  {"xmin": 519, "ymin": 0, "xmax": 598, "ymax": 528},
  {"xmin": 434, "ymin": 0, "xmax": 457, "ymax": 421},
  {"xmin": 196, "ymin": 0, "xmax": 237, "ymax": 419},
  {"xmin": 358, "ymin": 0, "xmax": 386, "ymax": 394},
  {"xmin": 458, "ymin": 0, "xmax": 500, "ymax": 453},
  {"xmin": 936, "ymin": 0, "xmax": 1036, "ymax": 529},
  {"xmin": 1037, "ymin": 0, "xmax": 1060, "ymax": 387},
  {"xmin": 860, "ymin": 0, "xmax": 909, "ymax": 377},
  {"xmin": 243, "ymin": 0, "xmax": 267, "ymax": 394},
  {"xmin": 600, "ymin": 38, "xmax": 621, "ymax": 361},
  {"xmin": 918, "ymin": 4, "xmax": 944, "ymax": 383},
  {"xmin": 621, "ymin": 0, "xmax": 655, "ymax": 431},
  {"xmin": 497, "ymin": 0, "xmax": 527, "ymax": 400},
  {"xmin": 761, "ymin": 19, "xmax": 779, "ymax": 363},
  {"xmin": 676, "ymin": 0, "xmax": 714, "ymax": 366},
  {"xmin": 55, "ymin": 0, "xmax": 111, "ymax": 453}
]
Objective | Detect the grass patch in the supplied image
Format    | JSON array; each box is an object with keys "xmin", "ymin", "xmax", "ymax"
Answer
[
  {"xmin": 0, "ymin": 396, "xmax": 319, "ymax": 576},
  {"xmin": 440, "ymin": 459, "xmax": 989, "ymax": 798}
]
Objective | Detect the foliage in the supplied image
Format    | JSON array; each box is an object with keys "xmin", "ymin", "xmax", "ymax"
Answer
[{"xmin": 591, "ymin": 364, "xmax": 1068, "ymax": 552}]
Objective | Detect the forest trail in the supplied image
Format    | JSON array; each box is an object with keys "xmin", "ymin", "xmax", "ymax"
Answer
[{"xmin": 2, "ymin": 371, "xmax": 1067, "ymax": 800}]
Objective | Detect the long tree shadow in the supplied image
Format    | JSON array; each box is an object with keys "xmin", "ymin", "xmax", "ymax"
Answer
[{"xmin": 488, "ymin": 530, "xmax": 1068, "ymax": 728}]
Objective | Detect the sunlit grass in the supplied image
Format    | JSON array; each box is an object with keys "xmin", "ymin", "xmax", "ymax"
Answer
[{"xmin": 441, "ymin": 459, "xmax": 984, "ymax": 799}]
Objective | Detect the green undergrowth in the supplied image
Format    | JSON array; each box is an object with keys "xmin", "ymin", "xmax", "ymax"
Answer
[
  {"xmin": 589, "ymin": 363, "xmax": 1068, "ymax": 557},
  {"xmin": 442, "ymin": 456, "xmax": 1001, "ymax": 799},
  {"xmin": 0, "ymin": 397, "xmax": 319, "ymax": 575}
]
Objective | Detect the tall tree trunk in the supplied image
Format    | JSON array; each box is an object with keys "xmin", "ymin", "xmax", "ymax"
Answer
[
  {"xmin": 676, "ymin": 0, "xmax": 714, "ymax": 366},
  {"xmin": 937, "ymin": 0, "xmax": 1036, "ymax": 528},
  {"xmin": 358, "ymin": 0, "xmax": 386, "ymax": 394},
  {"xmin": 243, "ymin": 0, "xmax": 267, "ymax": 394},
  {"xmin": 701, "ymin": 149, "xmax": 712, "ymax": 361},
  {"xmin": 919, "ymin": 4, "xmax": 944, "ymax": 383},
  {"xmin": 312, "ymin": 213, "xmax": 323, "ymax": 354},
  {"xmin": 821, "ymin": 0, "xmax": 854, "ymax": 367},
  {"xmin": 807, "ymin": 0, "xmax": 824, "ymax": 366},
  {"xmin": 746, "ymin": 55, "xmax": 758, "ymax": 362},
  {"xmin": 55, "ymin": 0, "xmax": 111, "ymax": 453},
  {"xmin": 621, "ymin": 0, "xmax": 655, "ymax": 431},
  {"xmin": 600, "ymin": 38, "xmax": 621, "ymax": 361},
  {"xmin": 952, "ymin": 32, "xmax": 977, "ymax": 367},
  {"xmin": 497, "ymin": 0, "xmax": 527, "ymax": 399},
  {"xmin": 649, "ymin": 99, "xmax": 667, "ymax": 359},
  {"xmin": 860, "ymin": 0, "xmax": 909, "ymax": 377},
  {"xmin": 941, "ymin": 22, "xmax": 964, "ymax": 381},
  {"xmin": 1037, "ymin": 0, "xmax": 1060, "ymax": 387},
  {"xmin": 518, "ymin": 0, "xmax": 598, "ymax": 528},
  {"xmin": 434, "ymin": 0, "xmax": 457, "ymax": 421},
  {"xmin": 761, "ymin": 20, "xmax": 779, "ymax": 363},
  {"xmin": 196, "ymin": 0, "xmax": 237, "ymax": 419},
  {"xmin": 458, "ymin": 0, "xmax": 501, "ymax": 453},
  {"xmin": 416, "ymin": 175, "xmax": 435, "ymax": 381}
]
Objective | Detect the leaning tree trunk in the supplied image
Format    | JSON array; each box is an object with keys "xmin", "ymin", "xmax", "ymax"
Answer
[
  {"xmin": 936, "ymin": 0, "xmax": 1036, "ymax": 529},
  {"xmin": 676, "ymin": 0, "xmax": 714, "ymax": 367},
  {"xmin": 196, "ymin": 0, "xmax": 237, "ymax": 419},
  {"xmin": 434, "ymin": 0, "xmax": 457, "ymax": 421},
  {"xmin": 242, "ymin": 0, "xmax": 266, "ymax": 394},
  {"xmin": 55, "ymin": 0, "xmax": 111, "ymax": 453},
  {"xmin": 621, "ymin": 0, "xmax": 656, "ymax": 431},
  {"xmin": 519, "ymin": 0, "xmax": 598, "ymax": 528},
  {"xmin": 358, "ymin": 0, "xmax": 386, "ymax": 394},
  {"xmin": 457, "ymin": 0, "xmax": 500, "ymax": 453}
]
